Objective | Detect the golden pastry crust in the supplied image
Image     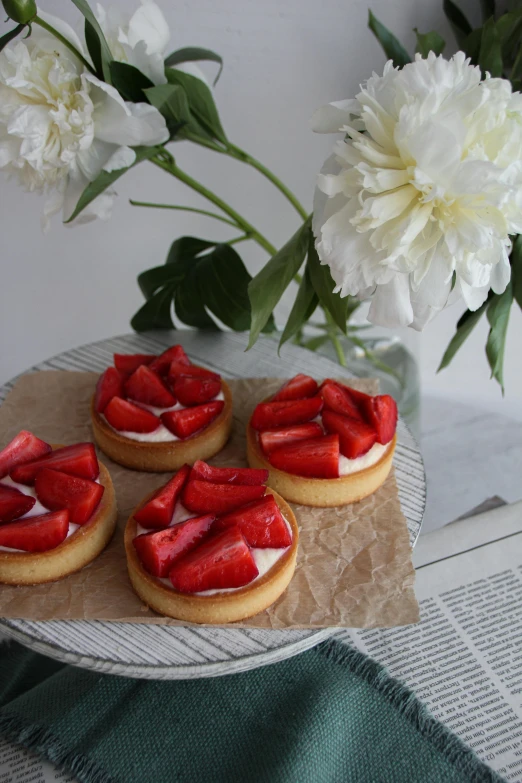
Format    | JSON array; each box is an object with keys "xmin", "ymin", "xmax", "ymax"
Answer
[
  {"xmin": 125, "ymin": 488, "xmax": 298, "ymax": 624},
  {"xmin": 91, "ymin": 377, "xmax": 233, "ymax": 472},
  {"xmin": 0, "ymin": 457, "xmax": 117, "ymax": 585},
  {"xmin": 246, "ymin": 411, "xmax": 396, "ymax": 507}
]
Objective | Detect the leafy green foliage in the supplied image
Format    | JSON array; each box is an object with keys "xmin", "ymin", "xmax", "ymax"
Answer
[
  {"xmin": 165, "ymin": 67, "xmax": 227, "ymax": 144},
  {"xmin": 132, "ymin": 237, "xmax": 275, "ymax": 334},
  {"xmin": 486, "ymin": 284, "xmax": 513, "ymax": 392},
  {"xmin": 164, "ymin": 47, "xmax": 223, "ymax": 85},
  {"xmin": 368, "ymin": 10, "xmax": 411, "ymax": 67},
  {"xmin": 511, "ymin": 235, "xmax": 522, "ymax": 311},
  {"xmin": 307, "ymin": 238, "xmax": 347, "ymax": 334},
  {"xmin": 438, "ymin": 303, "xmax": 488, "ymax": 371},
  {"xmin": 110, "ymin": 62, "xmax": 154, "ymax": 103},
  {"xmin": 414, "ymin": 28, "xmax": 446, "ymax": 57},
  {"xmin": 145, "ymin": 84, "xmax": 191, "ymax": 137},
  {"xmin": 85, "ymin": 20, "xmax": 103, "ymax": 79},
  {"xmin": 247, "ymin": 218, "xmax": 311, "ymax": 349},
  {"xmin": 443, "ymin": 0, "xmax": 472, "ymax": 48},
  {"xmin": 0, "ymin": 23, "xmax": 24, "ymax": 52},
  {"xmin": 279, "ymin": 267, "xmax": 318, "ymax": 351},
  {"xmin": 70, "ymin": 0, "xmax": 112, "ymax": 82},
  {"xmin": 65, "ymin": 146, "xmax": 160, "ymax": 223},
  {"xmin": 479, "ymin": 17, "xmax": 503, "ymax": 76}
]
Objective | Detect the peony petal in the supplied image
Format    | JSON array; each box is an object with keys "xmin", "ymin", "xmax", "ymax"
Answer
[
  {"xmin": 103, "ymin": 145, "xmax": 136, "ymax": 172},
  {"xmin": 368, "ymin": 275, "xmax": 414, "ymax": 327},
  {"xmin": 310, "ymin": 100, "xmax": 360, "ymax": 133},
  {"xmin": 126, "ymin": 0, "xmax": 170, "ymax": 56},
  {"xmin": 37, "ymin": 11, "xmax": 88, "ymax": 60}
]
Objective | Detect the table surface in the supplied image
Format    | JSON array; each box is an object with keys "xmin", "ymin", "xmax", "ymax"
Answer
[{"xmin": 0, "ymin": 330, "xmax": 425, "ymax": 679}]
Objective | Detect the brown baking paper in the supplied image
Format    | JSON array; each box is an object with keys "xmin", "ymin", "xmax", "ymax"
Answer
[{"xmin": 0, "ymin": 372, "xmax": 419, "ymax": 629}]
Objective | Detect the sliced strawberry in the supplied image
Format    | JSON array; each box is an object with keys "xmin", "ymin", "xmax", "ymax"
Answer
[
  {"xmin": 35, "ymin": 468, "xmax": 104, "ymax": 525},
  {"xmin": 358, "ymin": 394, "xmax": 398, "ymax": 445},
  {"xmin": 113, "ymin": 353, "xmax": 156, "ymax": 375},
  {"xmin": 168, "ymin": 362, "xmax": 220, "ymax": 383},
  {"xmin": 0, "ymin": 485, "xmax": 35, "ymax": 523},
  {"xmin": 259, "ymin": 422, "xmax": 323, "ymax": 455},
  {"xmin": 320, "ymin": 380, "xmax": 362, "ymax": 420},
  {"xmin": 149, "ymin": 344, "xmax": 190, "ymax": 375},
  {"xmin": 269, "ymin": 434, "xmax": 339, "ymax": 479},
  {"xmin": 214, "ymin": 495, "xmax": 291, "ymax": 548},
  {"xmin": 95, "ymin": 367, "xmax": 124, "ymax": 414},
  {"xmin": 124, "ymin": 365, "xmax": 176, "ymax": 408},
  {"xmin": 322, "ymin": 410, "xmax": 377, "ymax": 459},
  {"xmin": 104, "ymin": 397, "xmax": 160, "ymax": 434},
  {"xmin": 182, "ymin": 480, "xmax": 266, "ymax": 515},
  {"xmin": 134, "ymin": 514, "xmax": 214, "ymax": 577},
  {"xmin": 273, "ymin": 374, "xmax": 318, "ymax": 402},
  {"xmin": 0, "ymin": 510, "xmax": 69, "ymax": 552},
  {"xmin": 0, "ymin": 431, "xmax": 52, "ymax": 479},
  {"xmin": 251, "ymin": 396, "xmax": 323, "ymax": 431},
  {"xmin": 134, "ymin": 465, "xmax": 191, "ymax": 529},
  {"xmin": 10, "ymin": 443, "xmax": 100, "ymax": 485},
  {"xmin": 161, "ymin": 401, "xmax": 224, "ymax": 439},
  {"xmin": 189, "ymin": 460, "xmax": 268, "ymax": 486},
  {"xmin": 173, "ymin": 376, "xmax": 221, "ymax": 407},
  {"xmin": 169, "ymin": 526, "xmax": 258, "ymax": 593}
]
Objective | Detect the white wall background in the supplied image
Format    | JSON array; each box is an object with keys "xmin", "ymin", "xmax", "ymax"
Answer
[{"xmin": 1, "ymin": 0, "xmax": 521, "ymax": 419}]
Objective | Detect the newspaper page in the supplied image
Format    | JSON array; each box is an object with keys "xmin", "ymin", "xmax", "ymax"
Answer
[
  {"xmin": 346, "ymin": 500, "xmax": 522, "ymax": 782},
  {"xmin": 0, "ymin": 502, "xmax": 521, "ymax": 782}
]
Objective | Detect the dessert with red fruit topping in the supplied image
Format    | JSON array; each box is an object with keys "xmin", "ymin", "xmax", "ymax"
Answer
[
  {"xmin": 124, "ymin": 461, "xmax": 298, "ymax": 623},
  {"xmin": 0, "ymin": 431, "xmax": 116, "ymax": 585},
  {"xmin": 246, "ymin": 376, "xmax": 397, "ymax": 507},
  {"xmin": 90, "ymin": 344, "xmax": 233, "ymax": 472}
]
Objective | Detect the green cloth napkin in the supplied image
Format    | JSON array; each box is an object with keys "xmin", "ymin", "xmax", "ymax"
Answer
[{"xmin": 0, "ymin": 639, "xmax": 504, "ymax": 783}]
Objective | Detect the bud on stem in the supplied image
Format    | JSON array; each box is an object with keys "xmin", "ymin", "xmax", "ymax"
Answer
[{"xmin": 2, "ymin": 0, "xmax": 36, "ymax": 25}]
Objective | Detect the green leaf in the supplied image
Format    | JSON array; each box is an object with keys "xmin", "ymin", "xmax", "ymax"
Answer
[
  {"xmin": 174, "ymin": 268, "xmax": 218, "ymax": 330},
  {"xmin": 137, "ymin": 264, "xmax": 184, "ymax": 300},
  {"xmin": 132, "ymin": 236, "xmax": 274, "ymax": 334},
  {"xmin": 197, "ymin": 244, "xmax": 255, "ymax": 330},
  {"xmin": 414, "ymin": 28, "xmax": 446, "ymax": 57},
  {"xmin": 145, "ymin": 84, "xmax": 191, "ymax": 137},
  {"xmin": 497, "ymin": 10, "xmax": 522, "ymax": 65},
  {"xmin": 110, "ymin": 62, "xmax": 154, "ymax": 103},
  {"xmin": 480, "ymin": 0, "xmax": 495, "ymax": 22},
  {"xmin": 438, "ymin": 304, "xmax": 487, "ymax": 371},
  {"xmin": 165, "ymin": 47, "xmax": 223, "ymax": 85},
  {"xmin": 511, "ymin": 235, "xmax": 522, "ymax": 310},
  {"xmin": 165, "ymin": 67, "xmax": 227, "ymax": 144},
  {"xmin": 131, "ymin": 285, "xmax": 176, "ymax": 331},
  {"xmin": 303, "ymin": 334, "xmax": 329, "ymax": 352},
  {"xmin": 65, "ymin": 145, "xmax": 160, "ymax": 223},
  {"xmin": 463, "ymin": 28, "xmax": 483, "ymax": 64},
  {"xmin": 84, "ymin": 20, "xmax": 102, "ymax": 79},
  {"xmin": 0, "ymin": 24, "xmax": 24, "ymax": 52},
  {"xmin": 279, "ymin": 266, "xmax": 318, "ymax": 351},
  {"xmin": 443, "ymin": 0, "xmax": 473, "ymax": 48},
  {"xmin": 70, "ymin": 0, "xmax": 112, "ymax": 82},
  {"xmin": 368, "ymin": 10, "xmax": 411, "ymax": 67},
  {"xmin": 479, "ymin": 17, "xmax": 503, "ymax": 76},
  {"xmin": 307, "ymin": 239, "xmax": 347, "ymax": 334},
  {"xmin": 486, "ymin": 283, "xmax": 513, "ymax": 392},
  {"xmin": 247, "ymin": 218, "xmax": 311, "ymax": 350}
]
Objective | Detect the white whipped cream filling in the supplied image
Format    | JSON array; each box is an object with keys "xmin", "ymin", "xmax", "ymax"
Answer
[
  {"xmin": 104, "ymin": 390, "xmax": 225, "ymax": 442},
  {"xmin": 136, "ymin": 500, "xmax": 291, "ymax": 596},
  {"xmin": 0, "ymin": 476, "xmax": 92, "ymax": 553},
  {"xmin": 338, "ymin": 442, "xmax": 388, "ymax": 475}
]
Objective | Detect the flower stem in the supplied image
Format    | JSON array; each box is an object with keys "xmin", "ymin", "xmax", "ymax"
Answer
[
  {"xmin": 129, "ymin": 200, "xmax": 239, "ymax": 228},
  {"xmin": 323, "ymin": 311, "xmax": 347, "ymax": 367},
  {"xmin": 151, "ymin": 156, "xmax": 277, "ymax": 256},
  {"xmin": 226, "ymin": 143, "xmax": 308, "ymax": 220},
  {"xmin": 34, "ymin": 16, "xmax": 96, "ymax": 74}
]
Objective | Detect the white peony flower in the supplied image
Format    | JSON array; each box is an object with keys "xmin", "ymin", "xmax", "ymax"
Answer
[
  {"xmin": 95, "ymin": 0, "xmax": 207, "ymax": 85},
  {"xmin": 311, "ymin": 52, "xmax": 522, "ymax": 330},
  {"xmin": 0, "ymin": 13, "xmax": 169, "ymax": 230}
]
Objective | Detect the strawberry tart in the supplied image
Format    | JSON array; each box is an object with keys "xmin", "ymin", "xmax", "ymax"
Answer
[
  {"xmin": 91, "ymin": 344, "xmax": 233, "ymax": 472},
  {"xmin": 246, "ymin": 375, "xmax": 397, "ymax": 507},
  {"xmin": 125, "ymin": 460, "xmax": 299, "ymax": 624},
  {"xmin": 0, "ymin": 430, "xmax": 117, "ymax": 585}
]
